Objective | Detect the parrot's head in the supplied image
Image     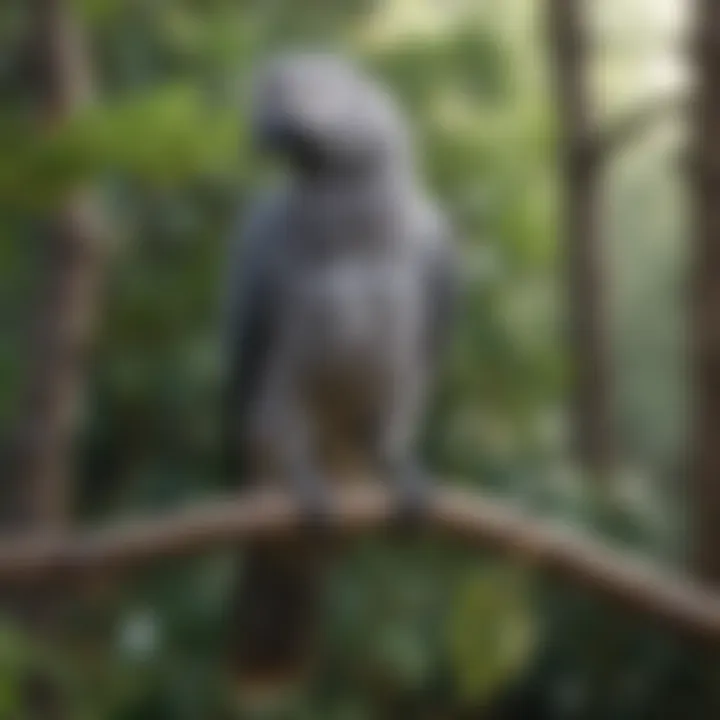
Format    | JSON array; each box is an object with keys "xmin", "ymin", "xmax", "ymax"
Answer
[{"xmin": 250, "ymin": 52, "xmax": 411, "ymax": 176}]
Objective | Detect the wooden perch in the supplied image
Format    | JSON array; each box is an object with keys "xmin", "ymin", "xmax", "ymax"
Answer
[{"xmin": 0, "ymin": 485, "xmax": 718, "ymax": 646}]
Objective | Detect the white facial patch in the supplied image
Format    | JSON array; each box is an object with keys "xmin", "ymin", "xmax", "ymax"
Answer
[{"xmin": 274, "ymin": 57, "xmax": 360, "ymax": 133}]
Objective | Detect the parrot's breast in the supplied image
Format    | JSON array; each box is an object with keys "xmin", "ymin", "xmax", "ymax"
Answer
[{"xmin": 287, "ymin": 253, "xmax": 420, "ymax": 397}]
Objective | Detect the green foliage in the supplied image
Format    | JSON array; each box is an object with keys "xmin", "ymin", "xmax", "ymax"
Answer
[
  {"xmin": 0, "ymin": 623, "xmax": 26, "ymax": 716},
  {"xmin": 0, "ymin": 618, "xmax": 94, "ymax": 719},
  {"xmin": 0, "ymin": 85, "xmax": 243, "ymax": 209}
]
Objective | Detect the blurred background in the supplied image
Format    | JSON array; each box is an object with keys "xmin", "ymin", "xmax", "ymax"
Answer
[{"xmin": 2, "ymin": 0, "xmax": 719, "ymax": 717}]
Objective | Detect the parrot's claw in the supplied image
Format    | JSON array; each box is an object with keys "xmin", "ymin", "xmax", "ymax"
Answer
[
  {"xmin": 392, "ymin": 464, "xmax": 434, "ymax": 530},
  {"xmin": 293, "ymin": 474, "xmax": 333, "ymax": 535}
]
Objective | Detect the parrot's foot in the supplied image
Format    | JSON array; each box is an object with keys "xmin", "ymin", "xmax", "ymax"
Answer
[
  {"xmin": 390, "ymin": 463, "xmax": 434, "ymax": 529},
  {"xmin": 292, "ymin": 473, "xmax": 333, "ymax": 535}
]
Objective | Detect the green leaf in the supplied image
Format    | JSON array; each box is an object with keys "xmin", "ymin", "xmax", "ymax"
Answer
[{"xmin": 446, "ymin": 563, "xmax": 537, "ymax": 704}]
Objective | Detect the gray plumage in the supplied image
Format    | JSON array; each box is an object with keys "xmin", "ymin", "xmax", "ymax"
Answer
[{"xmin": 221, "ymin": 52, "xmax": 457, "ymax": 693}]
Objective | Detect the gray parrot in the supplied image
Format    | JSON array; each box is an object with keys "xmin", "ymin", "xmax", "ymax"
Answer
[{"xmin": 220, "ymin": 52, "xmax": 457, "ymax": 694}]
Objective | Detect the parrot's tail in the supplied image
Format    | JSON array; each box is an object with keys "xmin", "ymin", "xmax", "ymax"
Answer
[{"xmin": 227, "ymin": 541, "xmax": 324, "ymax": 699}]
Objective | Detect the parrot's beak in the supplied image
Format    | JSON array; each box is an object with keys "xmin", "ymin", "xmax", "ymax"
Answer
[
  {"xmin": 256, "ymin": 112, "xmax": 325, "ymax": 171},
  {"xmin": 257, "ymin": 112, "xmax": 304, "ymax": 150}
]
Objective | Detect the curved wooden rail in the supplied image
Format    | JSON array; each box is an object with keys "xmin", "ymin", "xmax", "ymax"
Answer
[{"xmin": 0, "ymin": 485, "xmax": 718, "ymax": 646}]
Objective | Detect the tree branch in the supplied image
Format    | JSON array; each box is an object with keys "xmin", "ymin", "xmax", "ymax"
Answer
[
  {"xmin": 594, "ymin": 94, "xmax": 682, "ymax": 164},
  {"xmin": 0, "ymin": 485, "xmax": 718, "ymax": 646}
]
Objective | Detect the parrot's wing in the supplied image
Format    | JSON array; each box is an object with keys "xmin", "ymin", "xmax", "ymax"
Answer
[
  {"xmin": 422, "ymin": 212, "xmax": 459, "ymax": 365},
  {"xmin": 220, "ymin": 193, "xmax": 285, "ymax": 481}
]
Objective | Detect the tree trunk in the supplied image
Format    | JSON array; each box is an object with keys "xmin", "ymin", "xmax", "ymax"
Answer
[
  {"xmin": 689, "ymin": 0, "xmax": 720, "ymax": 586},
  {"xmin": 7, "ymin": 0, "xmax": 104, "ymax": 532},
  {"xmin": 546, "ymin": 0, "xmax": 614, "ymax": 482},
  {"xmin": 4, "ymin": 2, "xmax": 104, "ymax": 716},
  {"xmin": 9, "ymin": 195, "xmax": 105, "ymax": 530}
]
